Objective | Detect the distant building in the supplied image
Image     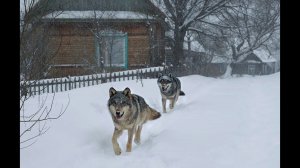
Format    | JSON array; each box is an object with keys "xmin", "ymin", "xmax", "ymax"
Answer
[{"xmin": 232, "ymin": 50, "xmax": 278, "ymax": 75}]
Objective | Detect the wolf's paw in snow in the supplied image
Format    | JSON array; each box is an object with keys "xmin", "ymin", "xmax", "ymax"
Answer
[
  {"xmin": 169, "ymin": 103, "xmax": 174, "ymax": 109},
  {"xmin": 134, "ymin": 138, "xmax": 141, "ymax": 145},
  {"xmin": 113, "ymin": 147, "xmax": 121, "ymax": 155}
]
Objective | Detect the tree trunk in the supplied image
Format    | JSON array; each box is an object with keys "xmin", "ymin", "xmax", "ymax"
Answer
[
  {"xmin": 230, "ymin": 45, "xmax": 238, "ymax": 76},
  {"xmin": 173, "ymin": 28, "xmax": 186, "ymax": 66},
  {"xmin": 231, "ymin": 45, "xmax": 237, "ymax": 61}
]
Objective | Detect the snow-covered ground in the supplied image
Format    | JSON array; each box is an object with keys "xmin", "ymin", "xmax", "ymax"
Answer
[{"xmin": 20, "ymin": 73, "xmax": 280, "ymax": 168}]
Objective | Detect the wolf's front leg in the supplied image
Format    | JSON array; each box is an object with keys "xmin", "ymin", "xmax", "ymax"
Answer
[
  {"xmin": 112, "ymin": 128, "xmax": 123, "ymax": 155},
  {"xmin": 162, "ymin": 98, "xmax": 167, "ymax": 113},
  {"xmin": 169, "ymin": 98, "xmax": 175, "ymax": 109},
  {"xmin": 134, "ymin": 125, "xmax": 143, "ymax": 145},
  {"xmin": 126, "ymin": 127, "xmax": 135, "ymax": 152}
]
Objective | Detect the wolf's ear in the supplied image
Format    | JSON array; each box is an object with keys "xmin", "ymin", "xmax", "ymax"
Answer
[
  {"xmin": 168, "ymin": 73, "xmax": 173, "ymax": 78},
  {"xmin": 123, "ymin": 87, "xmax": 132, "ymax": 99},
  {"xmin": 109, "ymin": 87, "xmax": 117, "ymax": 97},
  {"xmin": 158, "ymin": 73, "xmax": 162, "ymax": 78}
]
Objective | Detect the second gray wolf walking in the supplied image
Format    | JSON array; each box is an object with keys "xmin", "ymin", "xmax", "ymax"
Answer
[
  {"xmin": 157, "ymin": 73, "xmax": 185, "ymax": 113},
  {"xmin": 107, "ymin": 87, "xmax": 161, "ymax": 155}
]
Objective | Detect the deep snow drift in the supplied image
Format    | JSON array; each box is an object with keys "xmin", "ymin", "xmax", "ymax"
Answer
[{"xmin": 20, "ymin": 73, "xmax": 280, "ymax": 168}]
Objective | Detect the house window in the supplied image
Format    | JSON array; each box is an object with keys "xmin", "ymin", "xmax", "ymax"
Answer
[
  {"xmin": 248, "ymin": 64, "xmax": 256, "ymax": 75},
  {"xmin": 95, "ymin": 31, "xmax": 128, "ymax": 69}
]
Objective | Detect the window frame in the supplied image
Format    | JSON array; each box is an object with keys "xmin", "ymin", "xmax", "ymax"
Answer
[{"xmin": 95, "ymin": 32, "xmax": 128, "ymax": 69}]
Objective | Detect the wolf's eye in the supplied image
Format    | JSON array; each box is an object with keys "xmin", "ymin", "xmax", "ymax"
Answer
[
  {"xmin": 161, "ymin": 79, "xmax": 171, "ymax": 83},
  {"xmin": 121, "ymin": 101, "xmax": 130, "ymax": 106}
]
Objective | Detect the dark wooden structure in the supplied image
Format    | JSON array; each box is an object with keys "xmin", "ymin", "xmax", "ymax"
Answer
[{"xmin": 232, "ymin": 52, "xmax": 276, "ymax": 75}]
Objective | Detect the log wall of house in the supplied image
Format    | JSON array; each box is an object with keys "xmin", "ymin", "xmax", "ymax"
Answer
[
  {"xmin": 232, "ymin": 63, "xmax": 263, "ymax": 75},
  {"xmin": 45, "ymin": 21, "xmax": 163, "ymax": 78},
  {"xmin": 47, "ymin": 23, "xmax": 95, "ymax": 77},
  {"xmin": 124, "ymin": 24, "xmax": 150, "ymax": 67}
]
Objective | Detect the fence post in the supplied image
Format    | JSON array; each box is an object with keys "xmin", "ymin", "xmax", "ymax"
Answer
[
  {"xmin": 29, "ymin": 82, "xmax": 32, "ymax": 96},
  {"xmin": 132, "ymin": 71, "xmax": 134, "ymax": 80},
  {"xmin": 69, "ymin": 78, "xmax": 71, "ymax": 90},
  {"xmin": 33, "ymin": 82, "xmax": 36, "ymax": 95},
  {"xmin": 104, "ymin": 73, "xmax": 107, "ymax": 83},
  {"xmin": 42, "ymin": 80, "xmax": 45, "ymax": 94},
  {"xmin": 112, "ymin": 73, "xmax": 115, "ymax": 82},
  {"xmin": 51, "ymin": 80, "xmax": 54, "ymax": 93},
  {"xmin": 64, "ymin": 78, "xmax": 67, "ymax": 91},
  {"xmin": 37, "ymin": 81, "xmax": 40, "ymax": 95},
  {"xmin": 82, "ymin": 76, "xmax": 86, "ymax": 87},
  {"xmin": 60, "ymin": 79, "xmax": 63, "ymax": 92},
  {"xmin": 92, "ymin": 75, "xmax": 94, "ymax": 85},
  {"xmin": 55, "ymin": 79, "xmax": 58, "ymax": 92},
  {"xmin": 47, "ymin": 81, "xmax": 49, "ymax": 93},
  {"xmin": 78, "ymin": 76, "xmax": 81, "ymax": 88}
]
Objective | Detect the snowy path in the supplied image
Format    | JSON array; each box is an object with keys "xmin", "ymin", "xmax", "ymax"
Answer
[{"xmin": 20, "ymin": 73, "xmax": 280, "ymax": 168}]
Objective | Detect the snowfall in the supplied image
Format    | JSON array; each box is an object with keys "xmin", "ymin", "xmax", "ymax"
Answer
[{"xmin": 20, "ymin": 73, "xmax": 280, "ymax": 168}]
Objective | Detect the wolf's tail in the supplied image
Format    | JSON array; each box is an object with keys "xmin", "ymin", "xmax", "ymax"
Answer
[
  {"xmin": 148, "ymin": 107, "xmax": 161, "ymax": 120},
  {"xmin": 179, "ymin": 91, "xmax": 185, "ymax": 96}
]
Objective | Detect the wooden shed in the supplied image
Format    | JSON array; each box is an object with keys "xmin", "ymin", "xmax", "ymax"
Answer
[{"xmin": 232, "ymin": 50, "xmax": 277, "ymax": 75}]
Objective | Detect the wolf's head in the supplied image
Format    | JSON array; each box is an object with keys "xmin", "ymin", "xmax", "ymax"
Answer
[
  {"xmin": 108, "ymin": 87, "xmax": 133, "ymax": 121},
  {"xmin": 157, "ymin": 73, "xmax": 173, "ymax": 93}
]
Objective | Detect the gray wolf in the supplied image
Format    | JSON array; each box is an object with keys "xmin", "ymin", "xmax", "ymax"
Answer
[
  {"xmin": 157, "ymin": 73, "xmax": 185, "ymax": 113},
  {"xmin": 107, "ymin": 87, "xmax": 161, "ymax": 155}
]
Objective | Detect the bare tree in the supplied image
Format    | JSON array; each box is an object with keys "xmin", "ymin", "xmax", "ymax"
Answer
[
  {"xmin": 215, "ymin": 0, "xmax": 280, "ymax": 63},
  {"xmin": 20, "ymin": 0, "xmax": 69, "ymax": 148},
  {"xmin": 181, "ymin": 0, "xmax": 279, "ymax": 75},
  {"xmin": 148, "ymin": 0, "xmax": 230, "ymax": 66}
]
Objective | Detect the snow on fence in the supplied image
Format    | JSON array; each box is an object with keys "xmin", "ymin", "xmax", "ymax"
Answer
[{"xmin": 20, "ymin": 67, "xmax": 164, "ymax": 96}]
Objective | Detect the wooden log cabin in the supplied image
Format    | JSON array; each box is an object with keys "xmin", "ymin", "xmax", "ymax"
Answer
[
  {"xmin": 231, "ymin": 50, "xmax": 277, "ymax": 76},
  {"xmin": 32, "ymin": 0, "xmax": 166, "ymax": 78}
]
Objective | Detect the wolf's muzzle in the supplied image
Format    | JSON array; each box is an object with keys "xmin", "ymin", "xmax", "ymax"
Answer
[
  {"xmin": 116, "ymin": 111, "xmax": 124, "ymax": 119},
  {"xmin": 162, "ymin": 85, "xmax": 169, "ymax": 91}
]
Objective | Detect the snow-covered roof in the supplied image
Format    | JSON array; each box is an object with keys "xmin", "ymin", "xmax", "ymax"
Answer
[
  {"xmin": 237, "ymin": 49, "xmax": 277, "ymax": 63},
  {"xmin": 211, "ymin": 56, "xmax": 231, "ymax": 63},
  {"xmin": 43, "ymin": 11, "xmax": 155, "ymax": 20},
  {"xmin": 244, "ymin": 60, "xmax": 261, "ymax": 63},
  {"xmin": 253, "ymin": 49, "xmax": 277, "ymax": 62}
]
